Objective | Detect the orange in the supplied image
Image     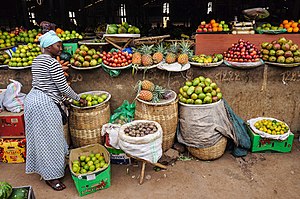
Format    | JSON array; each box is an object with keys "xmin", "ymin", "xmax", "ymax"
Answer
[
  {"xmin": 280, "ymin": 24, "xmax": 284, "ymax": 27},
  {"xmin": 288, "ymin": 22, "xmax": 293, "ymax": 26},
  {"xmin": 212, "ymin": 23, "xmax": 219, "ymax": 27},
  {"xmin": 212, "ymin": 27, "xmax": 218, "ymax": 32},
  {"xmin": 217, "ymin": 27, "xmax": 223, "ymax": 31},
  {"xmin": 210, "ymin": 19, "xmax": 216, "ymax": 24},
  {"xmin": 293, "ymin": 27, "xmax": 299, "ymax": 32},
  {"xmin": 284, "ymin": 24, "xmax": 290, "ymax": 29},
  {"xmin": 283, "ymin": 20, "xmax": 289, "ymax": 24},
  {"xmin": 292, "ymin": 22, "xmax": 298, "ymax": 28},
  {"xmin": 287, "ymin": 27, "xmax": 293, "ymax": 32}
]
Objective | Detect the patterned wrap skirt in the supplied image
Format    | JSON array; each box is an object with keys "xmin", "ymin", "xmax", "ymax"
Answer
[{"xmin": 24, "ymin": 89, "xmax": 68, "ymax": 180}]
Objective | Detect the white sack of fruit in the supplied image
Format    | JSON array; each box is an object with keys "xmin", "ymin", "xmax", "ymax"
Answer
[
  {"xmin": 118, "ymin": 120, "xmax": 162, "ymax": 163},
  {"xmin": 247, "ymin": 117, "xmax": 291, "ymax": 141}
]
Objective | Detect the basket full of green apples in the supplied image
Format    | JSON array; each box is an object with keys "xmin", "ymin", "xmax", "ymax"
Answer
[{"xmin": 71, "ymin": 91, "xmax": 111, "ymax": 109}]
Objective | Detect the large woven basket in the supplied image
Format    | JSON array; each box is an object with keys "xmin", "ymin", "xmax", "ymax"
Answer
[
  {"xmin": 69, "ymin": 101, "xmax": 110, "ymax": 147},
  {"xmin": 187, "ymin": 136, "xmax": 227, "ymax": 161},
  {"xmin": 63, "ymin": 122, "xmax": 71, "ymax": 146},
  {"xmin": 134, "ymin": 98, "xmax": 178, "ymax": 152}
]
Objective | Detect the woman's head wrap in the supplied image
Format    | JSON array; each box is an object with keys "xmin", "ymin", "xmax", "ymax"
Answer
[{"xmin": 39, "ymin": 30, "xmax": 61, "ymax": 48}]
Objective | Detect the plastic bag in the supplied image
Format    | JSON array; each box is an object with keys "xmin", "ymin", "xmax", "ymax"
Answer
[
  {"xmin": 109, "ymin": 100, "xmax": 136, "ymax": 124},
  {"xmin": 118, "ymin": 120, "xmax": 163, "ymax": 163},
  {"xmin": 3, "ymin": 80, "xmax": 26, "ymax": 113},
  {"xmin": 0, "ymin": 89, "xmax": 6, "ymax": 112},
  {"xmin": 101, "ymin": 123, "xmax": 121, "ymax": 149}
]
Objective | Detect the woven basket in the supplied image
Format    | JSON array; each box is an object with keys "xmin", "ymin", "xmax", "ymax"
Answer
[
  {"xmin": 63, "ymin": 122, "xmax": 71, "ymax": 146},
  {"xmin": 134, "ymin": 98, "xmax": 178, "ymax": 152},
  {"xmin": 69, "ymin": 101, "xmax": 110, "ymax": 147},
  {"xmin": 187, "ymin": 136, "xmax": 227, "ymax": 161}
]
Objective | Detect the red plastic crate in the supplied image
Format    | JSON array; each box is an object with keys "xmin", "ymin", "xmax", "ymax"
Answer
[{"xmin": 0, "ymin": 111, "xmax": 25, "ymax": 138}]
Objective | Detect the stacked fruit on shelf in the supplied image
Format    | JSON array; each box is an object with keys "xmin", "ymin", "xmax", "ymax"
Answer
[
  {"xmin": 136, "ymin": 80, "xmax": 172, "ymax": 103},
  {"xmin": 0, "ymin": 52, "xmax": 11, "ymax": 65},
  {"xmin": 71, "ymin": 153, "xmax": 108, "ymax": 174},
  {"xmin": 196, "ymin": 19, "xmax": 230, "ymax": 33},
  {"xmin": 191, "ymin": 53, "xmax": 223, "ymax": 63},
  {"xmin": 106, "ymin": 22, "xmax": 140, "ymax": 34},
  {"xmin": 56, "ymin": 29, "xmax": 83, "ymax": 41},
  {"xmin": 8, "ymin": 43, "xmax": 41, "ymax": 67},
  {"xmin": 256, "ymin": 23, "xmax": 285, "ymax": 31},
  {"xmin": 70, "ymin": 45, "xmax": 103, "ymax": 67},
  {"xmin": 73, "ymin": 92, "xmax": 108, "ymax": 107},
  {"xmin": 15, "ymin": 29, "xmax": 41, "ymax": 44},
  {"xmin": 279, "ymin": 20, "xmax": 300, "ymax": 33},
  {"xmin": 261, "ymin": 37, "xmax": 300, "ymax": 63},
  {"xmin": 132, "ymin": 43, "xmax": 165, "ymax": 67},
  {"xmin": 223, "ymin": 39, "xmax": 261, "ymax": 62},
  {"xmin": 101, "ymin": 49, "xmax": 132, "ymax": 67},
  {"xmin": 178, "ymin": 76, "xmax": 222, "ymax": 105},
  {"xmin": 254, "ymin": 119, "xmax": 289, "ymax": 135},
  {"xmin": 163, "ymin": 41, "xmax": 193, "ymax": 65},
  {"xmin": 0, "ymin": 31, "xmax": 16, "ymax": 49}
]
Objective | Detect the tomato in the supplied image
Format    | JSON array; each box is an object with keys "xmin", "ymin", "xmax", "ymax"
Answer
[
  {"xmin": 121, "ymin": 55, "xmax": 125, "ymax": 59},
  {"xmin": 99, "ymin": 54, "xmax": 103, "ymax": 58},
  {"xmin": 113, "ymin": 52, "xmax": 117, "ymax": 55},
  {"xmin": 126, "ymin": 56, "xmax": 131, "ymax": 60},
  {"xmin": 114, "ymin": 55, "xmax": 118, "ymax": 59},
  {"xmin": 114, "ymin": 59, "xmax": 118, "ymax": 63},
  {"xmin": 121, "ymin": 63, "xmax": 125, "ymax": 66},
  {"xmin": 103, "ymin": 60, "xmax": 108, "ymax": 65},
  {"xmin": 128, "ymin": 54, "xmax": 132, "ymax": 58},
  {"xmin": 102, "ymin": 56, "xmax": 107, "ymax": 60},
  {"xmin": 112, "ymin": 63, "xmax": 116, "ymax": 67},
  {"xmin": 107, "ymin": 54, "xmax": 111, "ymax": 58},
  {"xmin": 103, "ymin": 51, "xmax": 107, "ymax": 55},
  {"xmin": 128, "ymin": 60, "xmax": 132, "ymax": 64},
  {"xmin": 125, "ymin": 62, "xmax": 128, "ymax": 65},
  {"xmin": 122, "ymin": 58, "xmax": 127, "ymax": 63},
  {"xmin": 117, "ymin": 63, "xmax": 121, "ymax": 67}
]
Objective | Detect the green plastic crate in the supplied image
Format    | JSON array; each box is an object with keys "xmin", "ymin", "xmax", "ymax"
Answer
[
  {"xmin": 71, "ymin": 165, "xmax": 111, "ymax": 197},
  {"xmin": 247, "ymin": 126, "xmax": 294, "ymax": 153},
  {"xmin": 62, "ymin": 43, "xmax": 78, "ymax": 55}
]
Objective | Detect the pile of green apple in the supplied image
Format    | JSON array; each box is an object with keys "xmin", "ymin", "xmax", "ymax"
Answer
[
  {"xmin": 0, "ymin": 52, "xmax": 11, "ymax": 65},
  {"xmin": 8, "ymin": 43, "xmax": 41, "ymax": 67},
  {"xmin": 70, "ymin": 45, "xmax": 103, "ymax": 67},
  {"xmin": 73, "ymin": 93, "xmax": 108, "ymax": 107},
  {"xmin": 71, "ymin": 153, "xmax": 108, "ymax": 174},
  {"xmin": 58, "ymin": 30, "xmax": 83, "ymax": 41},
  {"xmin": 256, "ymin": 23, "xmax": 285, "ymax": 31},
  {"xmin": 178, "ymin": 76, "xmax": 223, "ymax": 105}
]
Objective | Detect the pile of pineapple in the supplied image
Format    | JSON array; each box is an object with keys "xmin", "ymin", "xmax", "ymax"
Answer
[
  {"xmin": 136, "ymin": 80, "xmax": 172, "ymax": 103},
  {"xmin": 132, "ymin": 41, "xmax": 193, "ymax": 67}
]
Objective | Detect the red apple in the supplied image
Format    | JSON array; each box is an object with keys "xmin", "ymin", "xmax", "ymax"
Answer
[
  {"xmin": 203, "ymin": 28, "xmax": 208, "ymax": 32},
  {"xmin": 196, "ymin": 28, "xmax": 203, "ymax": 32},
  {"xmin": 205, "ymin": 24, "xmax": 209, "ymax": 28},
  {"xmin": 208, "ymin": 28, "xmax": 213, "ymax": 32},
  {"xmin": 200, "ymin": 25, "xmax": 205, "ymax": 28}
]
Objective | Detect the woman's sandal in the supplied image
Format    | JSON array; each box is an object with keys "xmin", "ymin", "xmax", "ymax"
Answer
[{"xmin": 45, "ymin": 179, "xmax": 66, "ymax": 191}]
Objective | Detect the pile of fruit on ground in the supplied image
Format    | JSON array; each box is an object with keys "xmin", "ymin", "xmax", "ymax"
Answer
[
  {"xmin": 71, "ymin": 153, "xmax": 108, "ymax": 174},
  {"xmin": 261, "ymin": 37, "xmax": 300, "ymax": 64},
  {"xmin": 178, "ymin": 76, "xmax": 222, "ymax": 105}
]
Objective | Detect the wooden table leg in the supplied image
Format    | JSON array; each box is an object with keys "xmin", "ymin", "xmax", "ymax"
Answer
[{"xmin": 139, "ymin": 161, "xmax": 146, "ymax": 185}]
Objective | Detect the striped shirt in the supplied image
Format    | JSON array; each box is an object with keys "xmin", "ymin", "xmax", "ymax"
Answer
[{"xmin": 31, "ymin": 54, "xmax": 80, "ymax": 103}]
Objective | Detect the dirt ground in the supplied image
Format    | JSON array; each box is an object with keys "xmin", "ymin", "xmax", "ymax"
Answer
[{"xmin": 1, "ymin": 140, "xmax": 300, "ymax": 199}]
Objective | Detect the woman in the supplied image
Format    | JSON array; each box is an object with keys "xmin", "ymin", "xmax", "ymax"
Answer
[{"xmin": 24, "ymin": 30, "xmax": 87, "ymax": 191}]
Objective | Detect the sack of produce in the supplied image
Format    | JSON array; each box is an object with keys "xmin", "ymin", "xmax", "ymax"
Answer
[
  {"xmin": 247, "ymin": 117, "xmax": 291, "ymax": 141},
  {"xmin": 118, "ymin": 120, "xmax": 162, "ymax": 163}
]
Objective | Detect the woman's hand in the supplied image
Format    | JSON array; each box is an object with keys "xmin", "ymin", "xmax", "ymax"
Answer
[{"xmin": 79, "ymin": 98, "xmax": 88, "ymax": 106}]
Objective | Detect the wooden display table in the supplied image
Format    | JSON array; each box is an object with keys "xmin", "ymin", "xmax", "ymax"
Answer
[{"xmin": 195, "ymin": 34, "xmax": 300, "ymax": 55}]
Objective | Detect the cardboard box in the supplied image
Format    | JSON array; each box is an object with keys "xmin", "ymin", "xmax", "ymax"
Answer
[
  {"xmin": 0, "ymin": 138, "xmax": 26, "ymax": 163},
  {"xmin": 69, "ymin": 144, "xmax": 111, "ymax": 197},
  {"xmin": 0, "ymin": 111, "xmax": 25, "ymax": 138}
]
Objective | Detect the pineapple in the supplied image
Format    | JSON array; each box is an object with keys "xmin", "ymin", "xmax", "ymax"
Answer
[
  {"xmin": 132, "ymin": 47, "xmax": 142, "ymax": 65},
  {"xmin": 138, "ymin": 90, "xmax": 153, "ymax": 101},
  {"xmin": 152, "ymin": 43, "xmax": 165, "ymax": 64},
  {"xmin": 165, "ymin": 42, "xmax": 178, "ymax": 64},
  {"xmin": 177, "ymin": 40, "xmax": 192, "ymax": 65},
  {"xmin": 140, "ymin": 45, "xmax": 154, "ymax": 66},
  {"xmin": 141, "ymin": 80, "xmax": 155, "ymax": 91}
]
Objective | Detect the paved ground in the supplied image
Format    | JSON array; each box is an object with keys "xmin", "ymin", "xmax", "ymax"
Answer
[{"xmin": 1, "ymin": 140, "xmax": 300, "ymax": 199}]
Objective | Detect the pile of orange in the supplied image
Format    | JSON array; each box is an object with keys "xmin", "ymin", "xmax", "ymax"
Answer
[{"xmin": 280, "ymin": 20, "xmax": 299, "ymax": 33}]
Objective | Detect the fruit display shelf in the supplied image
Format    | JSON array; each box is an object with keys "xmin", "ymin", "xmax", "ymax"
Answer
[
  {"xmin": 101, "ymin": 62, "xmax": 132, "ymax": 70},
  {"xmin": 190, "ymin": 60, "xmax": 223, "ymax": 68},
  {"xmin": 158, "ymin": 62, "xmax": 190, "ymax": 72},
  {"xmin": 224, "ymin": 59, "xmax": 264, "ymax": 69},
  {"xmin": 8, "ymin": 65, "xmax": 32, "ymax": 70},
  {"xmin": 264, "ymin": 61, "xmax": 300, "ymax": 68},
  {"xmin": 70, "ymin": 64, "xmax": 102, "ymax": 70},
  {"xmin": 132, "ymin": 61, "xmax": 164, "ymax": 70}
]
